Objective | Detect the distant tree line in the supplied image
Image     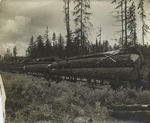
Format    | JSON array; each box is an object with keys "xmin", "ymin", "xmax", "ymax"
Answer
[
  {"xmin": 2, "ymin": 46, "xmax": 17, "ymax": 61},
  {"xmin": 26, "ymin": 33, "xmax": 64, "ymax": 59},
  {"xmin": 26, "ymin": 32, "xmax": 115, "ymax": 59}
]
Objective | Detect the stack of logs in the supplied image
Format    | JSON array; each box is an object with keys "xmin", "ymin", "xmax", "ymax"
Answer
[{"xmin": 49, "ymin": 51, "xmax": 142, "ymax": 82}]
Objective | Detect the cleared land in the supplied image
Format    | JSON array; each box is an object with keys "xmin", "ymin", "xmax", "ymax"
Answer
[{"xmin": 1, "ymin": 71, "xmax": 150, "ymax": 123}]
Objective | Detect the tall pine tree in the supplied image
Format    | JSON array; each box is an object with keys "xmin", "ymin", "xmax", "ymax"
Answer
[
  {"xmin": 73, "ymin": 0, "xmax": 92, "ymax": 55},
  {"xmin": 44, "ymin": 26, "xmax": 52, "ymax": 57},
  {"xmin": 58, "ymin": 33, "xmax": 65, "ymax": 58},
  {"xmin": 36, "ymin": 35, "xmax": 44, "ymax": 58},
  {"xmin": 26, "ymin": 36, "xmax": 35, "ymax": 59},
  {"xmin": 63, "ymin": 0, "xmax": 73, "ymax": 57},
  {"xmin": 138, "ymin": 0, "xmax": 150, "ymax": 45},
  {"xmin": 111, "ymin": 0, "xmax": 124, "ymax": 47},
  {"xmin": 45, "ymin": 38, "xmax": 51, "ymax": 57},
  {"xmin": 13, "ymin": 46, "xmax": 17, "ymax": 60},
  {"xmin": 111, "ymin": 0, "xmax": 129, "ymax": 48},
  {"xmin": 128, "ymin": 2, "xmax": 137, "ymax": 46},
  {"xmin": 52, "ymin": 32, "xmax": 57, "ymax": 56}
]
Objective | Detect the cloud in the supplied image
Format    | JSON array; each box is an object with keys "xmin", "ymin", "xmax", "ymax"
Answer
[
  {"xmin": 1, "ymin": 15, "xmax": 33, "ymax": 41},
  {"xmin": 0, "ymin": 0, "xmax": 60, "ymax": 56},
  {"xmin": 0, "ymin": 15, "xmax": 38, "ymax": 55}
]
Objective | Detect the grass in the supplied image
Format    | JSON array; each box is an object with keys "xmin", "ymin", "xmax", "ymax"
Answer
[{"xmin": 1, "ymin": 71, "xmax": 150, "ymax": 122}]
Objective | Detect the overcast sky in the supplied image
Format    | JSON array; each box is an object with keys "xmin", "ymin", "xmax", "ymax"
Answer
[{"xmin": 0, "ymin": 0, "xmax": 150, "ymax": 56}]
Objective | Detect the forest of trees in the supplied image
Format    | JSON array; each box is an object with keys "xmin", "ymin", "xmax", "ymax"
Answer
[
  {"xmin": 25, "ymin": 32, "xmax": 113, "ymax": 59},
  {"xmin": 25, "ymin": 0, "xmax": 150, "ymax": 59},
  {"xmin": 111, "ymin": 0, "xmax": 150, "ymax": 47}
]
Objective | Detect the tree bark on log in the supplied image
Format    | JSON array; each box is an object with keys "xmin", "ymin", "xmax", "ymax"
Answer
[
  {"xmin": 52, "ymin": 54, "xmax": 141, "ymax": 69},
  {"xmin": 64, "ymin": 47, "xmax": 142, "ymax": 60},
  {"xmin": 25, "ymin": 64, "xmax": 51, "ymax": 72},
  {"xmin": 108, "ymin": 104, "xmax": 150, "ymax": 111},
  {"xmin": 48, "ymin": 67, "xmax": 138, "ymax": 81},
  {"xmin": 25, "ymin": 61, "xmax": 52, "ymax": 65}
]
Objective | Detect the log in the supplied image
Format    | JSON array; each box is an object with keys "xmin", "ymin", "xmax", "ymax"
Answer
[
  {"xmin": 25, "ymin": 61, "xmax": 52, "ymax": 65},
  {"xmin": 64, "ymin": 47, "xmax": 142, "ymax": 60},
  {"xmin": 11, "ymin": 63, "xmax": 25, "ymax": 67},
  {"xmin": 25, "ymin": 64, "xmax": 51, "ymax": 73},
  {"xmin": 66, "ymin": 50, "xmax": 121, "ymax": 60},
  {"xmin": 51, "ymin": 54, "xmax": 141, "ymax": 69},
  {"xmin": 1, "ymin": 65, "xmax": 12, "ymax": 72},
  {"xmin": 48, "ymin": 67, "xmax": 138, "ymax": 81},
  {"xmin": 37, "ymin": 56, "xmax": 58, "ymax": 62},
  {"xmin": 108, "ymin": 104, "xmax": 150, "ymax": 111},
  {"xmin": 25, "ymin": 56, "xmax": 58, "ymax": 65},
  {"xmin": 10, "ymin": 67, "xmax": 24, "ymax": 72}
]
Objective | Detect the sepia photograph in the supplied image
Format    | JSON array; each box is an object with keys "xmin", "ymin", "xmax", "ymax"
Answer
[{"xmin": 0, "ymin": 0, "xmax": 150, "ymax": 122}]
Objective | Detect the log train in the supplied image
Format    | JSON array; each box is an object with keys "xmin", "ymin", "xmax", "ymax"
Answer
[{"xmin": 1, "ymin": 47, "xmax": 150, "ymax": 89}]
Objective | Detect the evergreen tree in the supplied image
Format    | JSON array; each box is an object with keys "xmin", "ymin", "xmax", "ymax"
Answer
[
  {"xmin": 58, "ymin": 33, "xmax": 65, "ymax": 58},
  {"xmin": 82, "ymin": 33, "xmax": 90, "ymax": 54},
  {"xmin": 36, "ymin": 35, "xmax": 44, "ymax": 58},
  {"xmin": 4, "ymin": 48, "xmax": 12, "ymax": 61},
  {"xmin": 44, "ymin": 26, "xmax": 52, "ymax": 57},
  {"xmin": 138, "ymin": 0, "xmax": 150, "ymax": 45},
  {"xmin": 128, "ymin": 2, "xmax": 137, "ymax": 46},
  {"xmin": 52, "ymin": 32, "xmax": 57, "ymax": 56},
  {"xmin": 13, "ymin": 46, "xmax": 17, "ymax": 60},
  {"xmin": 113, "ymin": 43, "xmax": 120, "ymax": 50},
  {"xmin": 95, "ymin": 38, "xmax": 99, "ymax": 53},
  {"xmin": 45, "ymin": 38, "xmax": 52, "ymax": 57},
  {"xmin": 90, "ymin": 42, "xmax": 96, "ymax": 54},
  {"xmin": 98, "ymin": 40, "xmax": 102, "ymax": 52},
  {"xmin": 63, "ymin": 0, "xmax": 72, "ymax": 57},
  {"xmin": 96, "ymin": 27, "xmax": 102, "ymax": 52},
  {"xmin": 33, "ymin": 39, "xmax": 37, "ymax": 58},
  {"xmin": 72, "ymin": 33, "xmax": 80, "ymax": 56},
  {"xmin": 108, "ymin": 45, "xmax": 113, "ymax": 51},
  {"xmin": 26, "ymin": 36, "xmax": 35, "ymax": 59},
  {"xmin": 52, "ymin": 32, "xmax": 56, "ymax": 46},
  {"xmin": 102, "ymin": 40, "xmax": 109, "ymax": 52},
  {"xmin": 73, "ymin": 0, "xmax": 92, "ymax": 55},
  {"xmin": 124, "ymin": 0, "xmax": 127, "ymax": 47},
  {"xmin": 111, "ymin": 0, "xmax": 129, "ymax": 48},
  {"xmin": 111, "ymin": 0, "xmax": 124, "ymax": 47}
]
